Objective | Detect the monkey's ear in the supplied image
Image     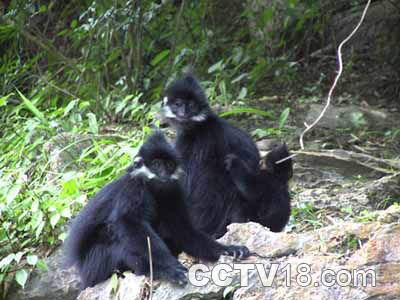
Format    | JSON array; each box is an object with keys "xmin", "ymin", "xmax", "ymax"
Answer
[
  {"xmin": 126, "ymin": 164, "xmax": 134, "ymax": 173},
  {"xmin": 183, "ymin": 73, "xmax": 198, "ymax": 85}
]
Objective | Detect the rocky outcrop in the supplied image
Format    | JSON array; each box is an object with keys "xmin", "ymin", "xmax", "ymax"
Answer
[
  {"xmin": 6, "ymin": 248, "xmax": 80, "ymax": 300},
  {"xmin": 77, "ymin": 216, "xmax": 400, "ymax": 300}
]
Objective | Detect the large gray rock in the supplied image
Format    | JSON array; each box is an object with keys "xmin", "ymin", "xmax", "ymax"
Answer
[
  {"xmin": 76, "ymin": 221, "xmax": 400, "ymax": 299},
  {"xmin": 305, "ymin": 104, "xmax": 399, "ymax": 131},
  {"xmin": 7, "ymin": 248, "xmax": 80, "ymax": 300},
  {"xmin": 77, "ymin": 274, "xmax": 148, "ymax": 300}
]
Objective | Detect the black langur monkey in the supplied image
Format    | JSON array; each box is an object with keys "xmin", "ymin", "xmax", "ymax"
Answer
[
  {"xmin": 160, "ymin": 73, "xmax": 292, "ymax": 237},
  {"xmin": 64, "ymin": 131, "xmax": 250, "ymax": 289},
  {"xmin": 225, "ymin": 143, "xmax": 293, "ymax": 232}
]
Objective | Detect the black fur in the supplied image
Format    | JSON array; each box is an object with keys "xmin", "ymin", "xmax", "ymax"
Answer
[
  {"xmin": 64, "ymin": 131, "xmax": 250, "ymax": 289},
  {"xmin": 225, "ymin": 144, "xmax": 293, "ymax": 232},
  {"xmin": 161, "ymin": 74, "xmax": 292, "ymax": 237}
]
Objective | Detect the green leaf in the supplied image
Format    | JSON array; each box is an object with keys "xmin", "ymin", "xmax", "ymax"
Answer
[
  {"xmin": 238, "ymin": 87, "xmax": 247, "ymax": 100},
  {"xmin": 6, "ymin": 185, "xmax": 21, "ymax": 204},
  {"xmin": 35, "ymin": 220, "xmax": 45, "ymax": 238},
  {"xmin": 223, "ymin": 284, "xmax": 239, "ymax": 298},
  {"xmin": 31, "ymin": 200, "xmax": 39, "ymax": 212},
  {"xmin": 15, "ymin": 269, "xmax": 29, "ymax": 288},
  {"xmin": 79, "ymin": 101, "xmax": 90, "ymax": 110},
  {"xmin": 87, "ymin": 113, "xmax": 99, "ymax": 134},
  {"xmin": 59, "ymin": 232, "xmax": 68, "ymax": 242},
  {"xmin": 0, "ymin": 93, "xmax": 13, "ymax": 107},
  {"xmin": 261, "ymin": 8, "xmax": 274, "ymax": 26},
  {"xmin": 0, "ymin": 253, "xmax": 15, "ymax": 268},
  {"xmin": 208, "ymin": 60, "xmax": 224, "ymax": 73},
  {"xmin": 219, "ymin": 81, "xmax": 227, "ymax": 96},
  {"xmin": 61, "ymin": 178, "xmax": 79, "ymax": 198},
  {"xmin": 27, "ymin": 255, "xmax": 38, "ymax": 266},
  {"xmin": 71, "ymin": 19, "xmax": 78, "ymax": 29},
  {"xmin": 50, "ymin": 214, "xmax": 61, "ymax": 228},
  {"xmin": 37, "ymin": 259, "xmax": 49, "ymax": 272},
  {"xmin": 109, "ymin": 273, "xmax": 119, "ymax": 292},
  {"xmin": 14, "ymin": 252, "xmax": 24, "ymax": 263},
  {"xmin": 63, "ymin": 99, "xmax": 78, "ymax": 117},
  {"xmin": 150, "ymin": 50, "xmax": 169, "ymax": 66},
  {"xmin": 16, "ymin": 90, "xmax": 48, "ymax": 125},
  {"xmin": 279, "ymin": 108, "xmax": 290, "ymax": 129},
  {"xmin": 231, "ymin": 73, "xmax": 247, "ymax": 84},
  {"xmin": 220, "ymin": 107, "xmax": 273, "ymax": 118},
  {"xmin": 61, "ymin": 207, "xmax": 72, "ymax": 218}
]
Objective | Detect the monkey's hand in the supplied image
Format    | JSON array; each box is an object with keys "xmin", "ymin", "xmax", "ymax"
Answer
[
  {"xmin": 224, "ymin": 154, "xmax": 240, "ymax": 172},
  {"xmin": 162, "ymin": 263, "xmax": 188, "ymax": 287},
  {"xmin": 222, "ymin": 245, "xmax": 250, "ymax": 259}
]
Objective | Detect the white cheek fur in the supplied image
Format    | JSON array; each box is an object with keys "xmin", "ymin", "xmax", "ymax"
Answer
[
  {"xmin": 171, "ymin": 167, "xmax": 184, "ymax": 180},
  {"xmin": 163, "ymin": 97, "xmax": 168, "ymax": 105},
  {"xmin": 161, "ymin": 105, "xmax": 177, "ymax": 119},
  {"xmin": 191, "ymin": 113, "xmax": 207, "ymax": 122},
  {"xmin": 130, "ymin": 165, "xmax": 156, "ymax": 179}
]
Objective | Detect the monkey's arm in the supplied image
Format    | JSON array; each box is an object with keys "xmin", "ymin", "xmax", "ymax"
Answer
[
  {"xmin": 118, "ymin": 218, "xmax": 188, "ymax": 286},
  {"xmin": 162, "ymin": 197, "xmax": 250, "ymax": 261},
  {"xmin": 224, "ymin": 154, "xmax": 261, "ymax": 202}
]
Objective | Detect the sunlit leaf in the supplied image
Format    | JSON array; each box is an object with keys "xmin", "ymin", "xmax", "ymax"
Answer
[
  {"xmin": 61, "ymin": 207, "xmax": 72, "ymax": 218},
  {"xmin": 59, "ymin": 232, "xmax": 68, "ymax": 242},
  {"xmin": 50, "ymin": 214, "xmax": 61, "ymax": 228},
  {"xmin": 0, "ymin": 93, "xmax": 13, "ymax": 107},
  {"xmin": 27, "ymin": 255, "xmax": 38, "ymax": 266},
  {"xmin": 15, "ymin": 269, "xmax": 29, "ymax": 288},
  {"xmin": 219, "ymin": 81, "xmax": 227, "ymax": 96},
  {"xmin": 31, "ymin": 200, "xmax": 39, "ymax": 212},
  {"xmin": 208, "ymin": 60, "xmax": 224, "ymax": 73},
  {"xmin": 37, "ymin": 259, "xmax": 48, "ymax": 272},
  {"xmin": 71, "ymin": 19, "xmax": 78, "ymax": 29},
  {"xmin": 0, "ymin": 253, "xmax": 15, "ymax": 268},
  {"xmin": 14, "ymin": 252, "xmax": 24, "ymax": 263},
  {"xmin": 150, "ymin": 50, "xmax": 169, "ymax": 66},
  {"xmin": 261, "ymin": 8, "xmax": 274, "ymax": 26},
  {"xmin": 238, "ymin": 87, "xmax": 247, "ymax": 100},
  {"xmin": 220, "ymin": 107, "xmax": 272, "ymax": 118},
  {"xmin": 279, "ymin": 108, "xmax": 290, "ymax": 129},
  {"xmin": 231, "ymin": 73, "xmax": 247, "ymax": 84},
  {"xmin": 61, "ymin": 178, "xmax": 79, "ymax": 198},
  {"xmin": 87, "ymin": 113, "xmax": 99, "ymax": 134},
  {"xmin": 6, "ymin": 185, "xmax": 21, "ymax": 204},
  {"xmin": 109, "ymin": 273, "xmax": 119, "ymax": 293},
  {"xmin": 16, "ymin": 90, "xmax": 48, "ymax": 125},
  {"xmin": 63, "ymin": 100, "xmax": 78, "ymax": 117},
  {"xmin": 223, "ymin": 285, "xmax": 238, "ymax": 298}
]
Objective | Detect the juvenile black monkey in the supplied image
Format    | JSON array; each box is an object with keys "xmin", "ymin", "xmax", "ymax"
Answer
[
  {"xmin": 160, "ymin": 74, "xmax": 292, "ymax": 237},
  {"xmin": 64, "ymin": 131, "xmax": 250, "ymax": 289},
  {"xmin": 225, "ymin": 143, "xmax": 293, "ymax": 232}
]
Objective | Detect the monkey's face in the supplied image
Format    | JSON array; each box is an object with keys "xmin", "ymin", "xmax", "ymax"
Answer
[
  {"xmin": 128, "ymin": 156, "xmax": 183, "ymax": 183},
  {"xmin": 160, "ymin": 96, "xmax": 208, "ymax": 127},
  {"xmin": 160, "ymin": 75, "xmax": 210, "ymax": 128}
]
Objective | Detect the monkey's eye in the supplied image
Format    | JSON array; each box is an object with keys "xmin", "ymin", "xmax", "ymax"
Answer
[
  {"xmin": 150, "ymin": 159, "xmax": 162, "ymax": 171},
  {"xmin": 188, "ymin": 101, "xmax": 198, "ymax": 112},
  {"xmin": 174, "ymin": 99, "xmax": 184, "ymax": 107},
  {"xmin": 165, "ymin": 160, "xmax": 176, "ymax": 173},
  {"xmin": 133, "ymin": 157, "xmax": 144, "ymax": 169}
]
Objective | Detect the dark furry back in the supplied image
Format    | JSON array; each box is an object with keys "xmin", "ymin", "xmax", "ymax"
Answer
[
  {"xmin": 255, "ymin": 144, "xmax": 293, "ymax": 232},
  {"xmin": 139, "ymin": 130, "xmax": 180, "ymax": 163},
  {"xmin": 176, "ymin": 115, "xmax": 260, "ymax": 237},
  {"xmin": 264, "ymin": 143, "xmax": 293, "ymax": 183}
]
